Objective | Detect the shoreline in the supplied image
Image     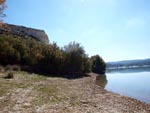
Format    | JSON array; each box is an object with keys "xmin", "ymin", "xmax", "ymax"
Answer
[
  {"xmin": 91, "ymin": 72, "xmax": 150, "ymax": 104},
  {"xmin": 86, "ymin": 73, "xmax": 150, "ymax": 112},
  {"xmin": 0, "ymin": 72, "xmax": 150, "ymax": 112}
]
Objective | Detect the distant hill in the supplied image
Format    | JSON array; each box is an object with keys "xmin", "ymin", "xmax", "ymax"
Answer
[
  {"xmin": 0, "ymin": 23, "xmax": 49, "ymax": 44},
  {"xmin": 107, "ymin": 59, "xmax": 150, "ymax": 69}
]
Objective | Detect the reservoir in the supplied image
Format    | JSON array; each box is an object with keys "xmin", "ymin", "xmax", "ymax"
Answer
[{"xmin": 98, "ymin": 67, "xmax": 150, "ymax": 103}]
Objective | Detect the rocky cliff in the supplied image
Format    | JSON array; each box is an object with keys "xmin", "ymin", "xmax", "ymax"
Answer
[{"xmin": 0, "ymin": 23, "xmax": 49, "ymax": 44}]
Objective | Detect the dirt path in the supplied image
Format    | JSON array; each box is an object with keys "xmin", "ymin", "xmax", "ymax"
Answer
[{"xmin": 0, "ymin": 72, "xmax": 150, "ymax": 113}]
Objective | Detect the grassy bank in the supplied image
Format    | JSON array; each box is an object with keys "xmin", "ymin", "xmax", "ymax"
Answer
[{"xmin": 0, "ymin": 71, "xmax": 150, "ymax": 113}]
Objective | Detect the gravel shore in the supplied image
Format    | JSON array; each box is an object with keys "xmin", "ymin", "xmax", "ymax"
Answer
[{"xmin": 0, "ymin": 72, "xmax": 150, "ymax": 113}]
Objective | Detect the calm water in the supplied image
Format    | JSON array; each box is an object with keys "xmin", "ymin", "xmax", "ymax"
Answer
[{"xmin": 97, "ymin": 67, "xmax": 150, "ymax": 103}]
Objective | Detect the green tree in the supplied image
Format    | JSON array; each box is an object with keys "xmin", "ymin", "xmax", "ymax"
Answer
[
  {"xmin": 90, "ymin": 55, "xmax": 106, "ymax": 74},
  {"xmin": 63, "ymin": 42, "xmax": 90, "ymax": 76},
  {"xmin": 0, "ymin": 40, "xmax": 20, "ymax": 65}
]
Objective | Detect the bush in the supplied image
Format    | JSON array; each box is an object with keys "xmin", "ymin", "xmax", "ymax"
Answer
[
  {"xmin": 5, "ymin": 65, "xmax": 12, "ymax": 71},
  {"xmin": 5, "ymin": 65, "xmax": 21, "ymax": 71},
  {"xmin": 5, "ymin": 71, "xmax": 14, "ymax": 79},
  {"xmin": 12, "ymin": 65, "xmax": 21, "ymax": 71},
  {"xmin": 90, "ymin": 55, "xmax": 106, "ymax": 74}
]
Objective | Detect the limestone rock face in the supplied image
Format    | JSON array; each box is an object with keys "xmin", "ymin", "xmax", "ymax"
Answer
[{"xmin": 0, "ymin": 23, "xmax": 49, "ymax": 44}]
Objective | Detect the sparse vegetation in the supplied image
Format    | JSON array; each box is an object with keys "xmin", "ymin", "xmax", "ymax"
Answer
[{"xmin": 0, "ymin": 71, "xmax": 149, "ymax": 113}]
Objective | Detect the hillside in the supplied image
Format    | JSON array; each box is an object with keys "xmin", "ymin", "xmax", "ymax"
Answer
[
  {"xmin": 0, "ymin": 23, "xmax": 49, "ymax": 44},
  {"xmin": 107, "ymin": 59, "xmax": 150, "ymax": 69}
]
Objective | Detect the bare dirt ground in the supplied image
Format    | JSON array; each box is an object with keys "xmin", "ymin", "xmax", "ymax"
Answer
[{"xmin": 0, "ymin": 72, "xmax": 150, "ymax": 113}]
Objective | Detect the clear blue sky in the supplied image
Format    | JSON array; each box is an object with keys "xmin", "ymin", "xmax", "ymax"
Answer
[{"xmin": 4, "ymin": 0, "xmax": 150, "ymax": 62}]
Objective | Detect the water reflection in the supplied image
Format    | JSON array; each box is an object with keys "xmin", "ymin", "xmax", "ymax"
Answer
[
  {"xmin": 105, "ymin": 67, "xmax": 150, "ymax": 103},
  {"xmin": 95, "ymin": 74, "xmax": 107, "ymax": 88}
]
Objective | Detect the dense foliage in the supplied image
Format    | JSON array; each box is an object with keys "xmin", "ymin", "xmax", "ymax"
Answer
[
  {"xmin": 0, "ymin": 33, "xmax": 106, "ymax": 77},
  {"xmin": 90, "ymin": 55, "xmax": 106, "ymax": 74}
]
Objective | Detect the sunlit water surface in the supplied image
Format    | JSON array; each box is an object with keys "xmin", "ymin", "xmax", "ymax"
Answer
[{"xmin": 97, "ymin": 67, "xmax": 150, "ymax": 103}]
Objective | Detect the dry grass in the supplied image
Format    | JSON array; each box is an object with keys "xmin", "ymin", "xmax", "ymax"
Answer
[
  {"xmin": 0, "ymin": 65, "xmax": 4, "ymax": 73},
  {"xmin": 0, "ymin": 72, "xmax": 150, "ymax": 113}
]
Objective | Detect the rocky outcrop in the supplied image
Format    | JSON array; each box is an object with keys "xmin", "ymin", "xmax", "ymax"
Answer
[{"xmin": 0, "ymin": 23, "xmax": 49, "ymax": 44}]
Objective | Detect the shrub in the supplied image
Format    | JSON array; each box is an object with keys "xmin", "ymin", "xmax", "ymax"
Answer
[
  {"xmin": 5, "ymin": 71, "xmax": 14, "ymax": 79},
  {"xmin": 12, "ymin": 65, "xmax": 21, "ymax": 71},
  {"xmin": 5, "ymin": 65, "xmax": 21, "ymax": 71},
  {"xmin": 5, "ymin": 65, "xmax": 12, "ymax": 71},
  {"xmin": 90, "ymin": 55, "xmax": 106, "ymax": 74}
]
